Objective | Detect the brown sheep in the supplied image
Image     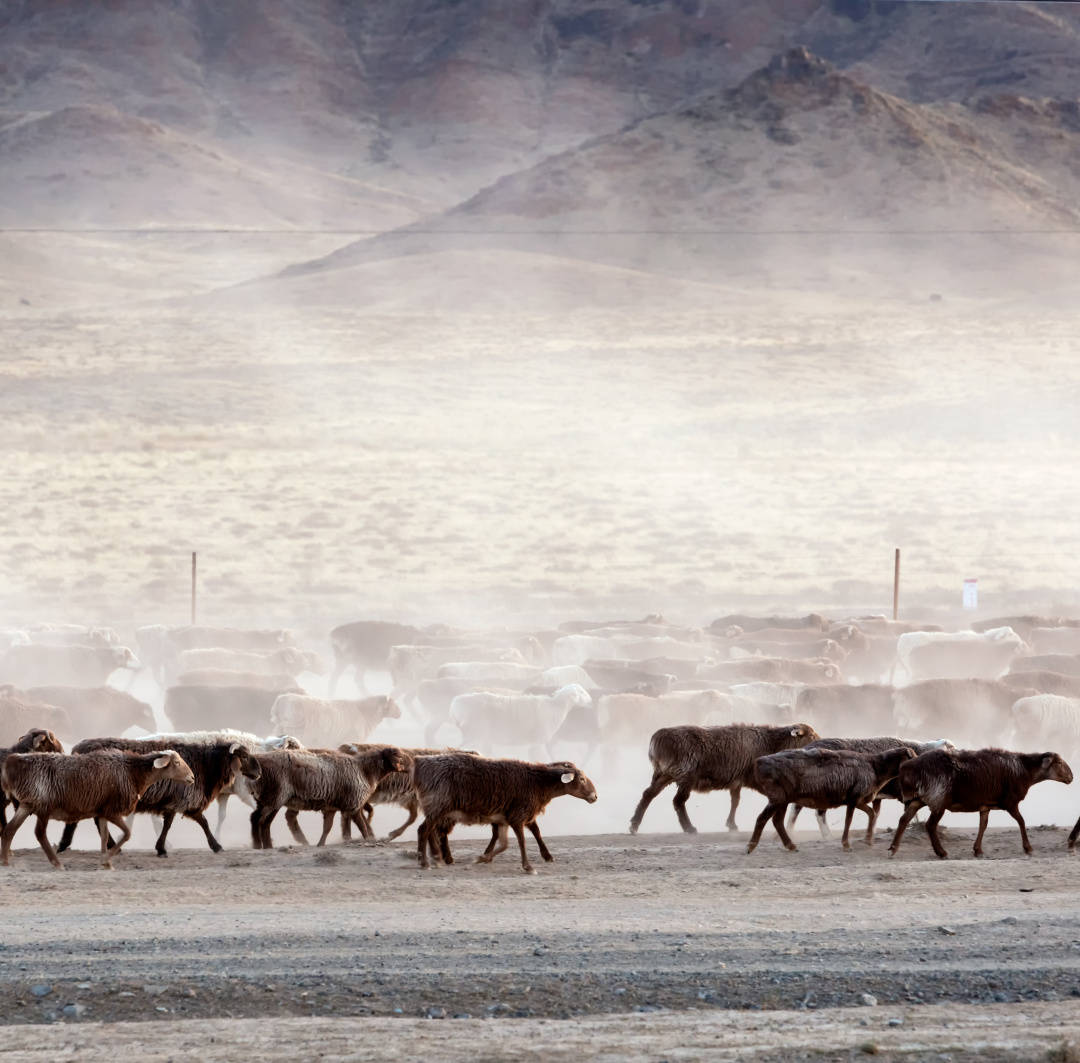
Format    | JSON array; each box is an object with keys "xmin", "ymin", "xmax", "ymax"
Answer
[
  {"xmin": 24, "ymin": 686, "xmax": 155, "ymax": 735},
  {"xmin": 412, "ymin": 754, "xmax": 598, "ymax": 873},
  {"xmin": 249, "ymin": 746, "xmax": 409, "ymax": 849},
  {"xmin": 0, "ymin": 689, "xmax": 73, "ymax": 746},
  {"xmin": 164, "ymin": 683, "xmax": 302, "ymax": 734},
  {"xmin": 787, "ymin": 737, "xmax": 953, "ymax": 838},
  {"xmin": 629, "ymin": 722, "xmax": 819, "ymax": 835},
  {"xmin": 336, "ymin": 744, "xmax": 479, "ymax": 842},
  {"xmin": 889, "ymin": 747, "xmax": 1074, "ymax": 859},
  {"xmin": 58, "ymin": 737, "xmax": 262, "ymax": 857},
  {"xmin": 0, "ymin": 729, "xmax": 65, "ymax": 827},
  {"xmin": 0, "ymin": 749, "xmax": 194, "ymax": 869},
  {"xmin": 746, "ymin": 745, "xmax": 916, "ymax": 853}
]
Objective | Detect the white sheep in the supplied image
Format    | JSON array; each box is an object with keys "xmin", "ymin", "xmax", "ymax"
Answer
[
  {"xmin": 436, "ymin": 661, "xmax": 542, "ymax": 683},
  {"xmin": 449, "ymin": 683, "xmax": 593, "ymax": 758},
  {"xmin": 1008, "ymin": 695, "xmax": 1080, "ymax": 755},
  {"xmin": 896, "ymin": 626, "xmax": 1024, "ymax": 682},
  {"xmin": 270, "ymin": 693, "xmax": 401, "ymax": 748}
]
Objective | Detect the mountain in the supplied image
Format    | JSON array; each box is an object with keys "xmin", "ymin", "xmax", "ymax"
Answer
[{"xmin": 254, "ymin": 48, "xmax": 1080, "ymax": 306}]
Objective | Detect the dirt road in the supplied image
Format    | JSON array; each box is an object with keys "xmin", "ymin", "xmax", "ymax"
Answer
[{"xmin": 2, "ymin": 825, "xmax": 1079, "ymax": 1059}]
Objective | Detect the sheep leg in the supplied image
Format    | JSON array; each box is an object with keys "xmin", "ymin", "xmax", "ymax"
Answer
[
  {"xmin": 417, "ymin": 818, "xmax": 433, "ymax": 869},
  {"xmin": 771, "ymin": 804, "xmax": 797, "ymax": 851},
  {"xmin": 284, "ymin": 809, "xmax": 310, "ymax": 846},
  {"xmin": 250, "ymin": 807, "xmax": 263, "ymax": 849},
  {"xmin": 817, "ymin": 810, "xmax": 832, "ymax": 839},
  {"xmin": 215, "ymin": 794, "xmax": 230, "ymax": 836},
  {"xmin": 1069, "ymin": 815, "xmax": 1080, "ymax": 851},
  {"xmin": 973, "ymin": 808, "xmax": 990, "ymax": 858},
  {"xmin": 260, "ymin": 808, "xmax": 279, "ymax": 849},
  {"xmin": 841, "ymin": 804, "xmax": 857, "ymax": 851},
  {"xmin": 527, "ymin": 820, "xmax": 554, "ymax": 862},
  {"xmin": 33, "ymin": 813, "xmax": 62, "ymax": 869},
  {"xmin": 672, "ymin": 783, "xmax": 697, "ymax": 834},
  {"xmin": 327, "ymin": 657, "xmax": 346, "ymax": 698},
  {"xmin": 0, "ymin": 798, "xmax": 6, "ymax": 830},
  {"xmin": 888, "ymin": 800, "xmax": 923, "ymax": 856},
  {"xmin": 316, "ymin": 810, "xmax": 337, "ymax": 847},
  {"xmin": 436, "ymin": 825, "xmax": 453, "ymax": 864},
  {"xmin": 512, "ymin": 822, "xmax": 535, "ymax": 874},
  {"xmin": 96, "ymin": 815, "xmax": 115, "ymax": 870},
  {"xmin": 1005, "ymin": 803, "xmax": 1033, "ymax": 855},
  {"xmin": 477, "ymin": 824, "xmax": 509, "ymax": 864},
  {"xmin": 726, "ymin": 784, "xmax": 741, "ymax": 832},
  {"xmin": 925, "ymin": 809, "xmax": 948, "ymax": 859},
  {"xmin": 104, "ymin": 813, "xmax": 133, "ymax": 866},
  {"xmin": 341, "ymin": 812, "xmax": 353, "ymax": 842},
  {"xmin": 1, "ymin": 805, "xmax": 33, "ymax": 865},
  {"xmin": 629, "ymin": 771, "xmax": 672, "ymax": 834},
  {"xmin": 155, "ymin": 811, "xmax": 176, "ymax": 857},
  {"xmin": 746, "ymin": 804, "xmax": 776, "ymax": 854},
  {"xmin": 859, "ymin": 801, "xmax": 879, "ymax": 846},
  {"xmin": 185, "ymin": 810, "xmax": 223, "ymax": 854},
  {"xmin": 385, "ymin": 801, "xmax": 419, "ymax": 841},
  {"xmin": 56, "ymin": 821, "xmax": 77, "ymax": 854}
]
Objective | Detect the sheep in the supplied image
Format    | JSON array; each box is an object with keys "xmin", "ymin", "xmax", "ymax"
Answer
[
  {"xmin": 269, "ymin": 694, "xmax": 401, "ymax": 748},
  {"xmin": 1009, "ymin": 654, "xmax": 1080, "ymax": 678},
  {"xmin": 336, "ymin": 744, "xmax": 479, "ymax": 842},
  {"xmin": 792, "ymin": 684, "xmax": 897, "ymax": 737},
  {"xmin": 448, "ymin": 683, "xmax": 592, "ymax": 758},
  {"xmin": 532, "ymin": 665, "xmax": 598, "ymax": 692},
  {"xmin": 0, "ymin": 643, "xmax": 139, "ymax": 689},
  {"xmin": 22, "ymin": 686, "xmax": 155, "ymax": 735},
  {"xmin": 891, "ymin": 678, "xmax": 1029, "ymax": 749},
  {"xmin": 58, "ymin": 737, "xmax": 261, "ymax": 857},
  {"xmin": 1006, "ymin": 695, "xmax": 1080, "ymax": 759},
  {"xmin": 596, "ymin": 689, "xmax": 753, "ymax": 747},
  {"xmin": 25, "ymin": 623, "xmax": 119, "ymax": 648},
  {"xmin": 0, "ymin": 689, "xmax": 73, "ymax": 746},
  {"xmin": 165, "ymin": 626, "xmax": 298, "ymax": 652},
  {"xmin": 0, "ymin": 729, "xmax": 65, "ymax": 827},
  {"xmin": 553, "ymin": 634, "xmax": 711, "ymax": 668},
  {"xmin": 176, "ymin": 669, "xmax": 301, "ymax": 691},
  {"xmin": 709, "ymin": 614, "xmax": 828, "ymax": 634},
  {"xmin": 581, "ymin": 659, "xmax": 677, "ymax": 693},
  {"xmin": 176, "ymin": 646, "xmax": 325, "ymax": 679},
  {"xmin": 328, "ymin": 620, "xmax": 426, "ymax": 695},
  {"xmin": 413, "ymin": 677, "xmax": 520, "ymax": 745},
  {"xmin": 728, "ymin": 637, "xmax": 847, "ymax": 663},
  {"xmin": 164, "ymin": 683, "xmax": 302, "ymax": 734},
  {"xmin": 1001, "ymin": 670, "xmax": 1080, "ymax": 699},
  {"xmin": 389, "ymin": 644, "xmax": 527, "ymax": 699},
  {"xmin": 786, "ymin": 737, "xmax": 954, "ymax": 838},
  {"xmin": 629, "ymin": 722, "xmax": 820, "ymax": 835},
  {"xmin": 889, "ymin": 747, "xmax": 1074, "ymax": 858},
  {"xmin": 0, "ymin": 749, "xmax": 194, "ymax": 869},
  {"xmin": 696, "ymin": 657, "xmax": 842, "ymax": 685},
  {"xmin": 248, "ymin": 745, "xmax": 409, "ymax": 849},
  {"xmin": 746, "ymin": 745, "xmax": 916, "ymax": 853},
  {"xmin": 436, "ymin": 661, "xmax": 542, "ymax": 684},
  {"xmin": 1027, "ymin": 626, "xmax": 1080, "ymax": 656},
  {"xmin": 412, "ymin": 754, "xmax": 598, "ymax": 873},
  {"xmin": 895, "ymin": 627, "xmax": 1024, "ymax": 682},
  {"xmin": 140, "ymin": 728, "xmax": 304, "ymax": 834}
]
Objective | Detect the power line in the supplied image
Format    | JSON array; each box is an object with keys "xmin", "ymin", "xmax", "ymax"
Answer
[{"xmin": 3, "ymin": 227, "xmax": 1080, "ymax": 236}]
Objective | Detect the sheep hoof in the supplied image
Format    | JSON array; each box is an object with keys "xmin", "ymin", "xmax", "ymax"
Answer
[
  {"xmin": 973, "ymin": 850, "xmax": 984, "ymax": 859},
  {"xmin": 474, "ymin": 856, "xmax": 492, "ymax": 864},
  {"xmin": 745, "ymin": 844, "xmax": 756, "ymax": 855},
  {"xmin": 156, "ymin": 850, "xmax": 168, "ymax": 858},
  {"xmin": 522, "ymin": 866, "xmax": 536, "ymax": 874},
  {"xmin": 628, "ymin": 824, "xmax": 639, "ymax": 835},
  {"xmin": 786, "ymin": 844, "xmax": 799, "ymax": 853}
]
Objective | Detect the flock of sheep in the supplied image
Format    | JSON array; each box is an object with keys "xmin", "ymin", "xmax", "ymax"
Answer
[{"xmin": 2, "ymin": 610, "xmax": 1080, "ymax": 872}]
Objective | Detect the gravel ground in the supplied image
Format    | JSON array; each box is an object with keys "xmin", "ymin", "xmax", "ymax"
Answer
[{"xmin": 1, "ymin": 824, "xmax": 1079, "ymax": 1059}]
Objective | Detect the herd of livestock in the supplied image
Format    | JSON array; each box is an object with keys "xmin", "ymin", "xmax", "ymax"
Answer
[{"xmin": 2, "ymin": 611, "xmax": 1080, "ymax": 872}]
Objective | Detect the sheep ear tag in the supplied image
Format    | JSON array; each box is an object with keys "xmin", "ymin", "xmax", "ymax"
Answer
[
  {"xmin": 153, "ymin": 755, "xmax": 172, "ymax": 769},
  {"xmin": 790, "ymin": 728, "xmax": 800, "ymax": 736},
  {"xmin": 560, "ymin": 772, "xmax": 575, "ymax": 784},
  {"xmin": 228, "ymin": 743, "xmax": 241, "ymax": 755}
]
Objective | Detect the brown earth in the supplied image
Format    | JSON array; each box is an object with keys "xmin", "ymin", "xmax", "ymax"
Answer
[{"xmin": 2, "ymin": 824, "xmax": 1079, "ymax": 1059}]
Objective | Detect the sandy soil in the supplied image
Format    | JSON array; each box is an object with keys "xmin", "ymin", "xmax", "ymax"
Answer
[
  {"xmin": 2, "ymin": 825, "xmax": 1079, "ymax": 1059},
  {"xmin": 2, "ymin": 302, "xmax": 1080, "ymax": 631}
]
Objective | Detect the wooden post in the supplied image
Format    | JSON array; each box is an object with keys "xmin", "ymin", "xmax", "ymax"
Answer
[
  {"xmin": 191, "ymin": 551, "xmax": 197, "ymax": 625},
  {"xmin": 893, "ymin": 547, "xmax": 900, "ymax": 621}
]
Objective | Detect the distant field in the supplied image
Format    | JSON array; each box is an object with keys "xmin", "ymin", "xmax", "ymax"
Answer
[{"xmin": 2, "ymin": 297, "xmax": 1078, "ymax": 632}]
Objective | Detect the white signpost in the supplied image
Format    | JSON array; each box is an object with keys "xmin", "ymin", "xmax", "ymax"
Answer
[{"xmin": 962, "ymin": 578, "xmax": 978, "ymax": 610}]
